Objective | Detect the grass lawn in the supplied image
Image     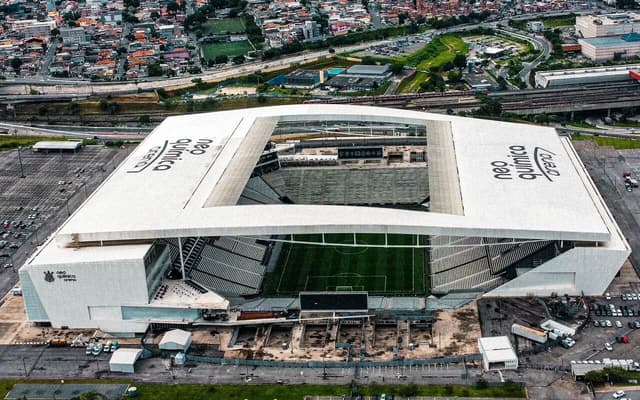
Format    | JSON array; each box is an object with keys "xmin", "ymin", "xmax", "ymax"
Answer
[
  {"xmin": 0, "ymin": 381, "xmax": 526, "ymax": 400},
  {"xmin": 201, "ymin": 40, "xmax": 252, "ymax": 61},
  {"xmin": 613, "ymin": 120, "xmax": 640, "ymax": 128},
  {"xmin": 202, "ymin": 18, "xmax": 246, "ymax": 34},
  {"xmin": 571, "ymin": 134, "xmax": 640, "ymax": 149},
  {"xmin": 543, "ymin": 14, "xmax": 576, "ymax": 28},
  {"xmin": 263, "ymin": 233, "xmax": 426, "ymax": 295},
  {"xmin": 0, "ymin": 135, "xmax": 67, "ymax": 150},
  {"xmin": 397, "ymin": 71, "xmax": 429, "ymax": 93},
  {"xmin": 400, "ymin": 35, "xmax": 468, "ymax": 71}
]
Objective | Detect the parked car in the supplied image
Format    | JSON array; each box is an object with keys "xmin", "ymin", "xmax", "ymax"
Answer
[
  {"xmin": 605, "ymin": 342, "xmax": 613, "ymax": 351},
  {"xmin": 91, "ymin": 343, "xmax": 103, "ymax": 356},
  {"xmin": 613, "ymin": 390, "xmax": 625, "ymax": 398}
]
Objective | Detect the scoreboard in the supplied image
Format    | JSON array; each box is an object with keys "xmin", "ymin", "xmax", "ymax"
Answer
[{"xmin": 337, "ymin": 146, "xmax": 383, "ymax": 160}]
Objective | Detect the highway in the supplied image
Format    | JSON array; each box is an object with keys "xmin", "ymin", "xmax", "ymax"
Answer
[{"xmin": 0, "ymin": 122, "xmax": 148, "ymax": 140}]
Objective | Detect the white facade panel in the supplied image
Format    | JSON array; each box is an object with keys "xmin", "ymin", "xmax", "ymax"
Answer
[{"xmin": 23, "ymin": 257, "xmax": 150, "ymax": 332}]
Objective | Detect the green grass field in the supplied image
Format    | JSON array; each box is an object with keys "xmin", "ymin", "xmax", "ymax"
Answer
[
  {"xmin": 201, "ymin": 40, "xmax": 252, "ymax": 61},
  {"xmin": 399, "ymin": 35, "xmax": 468, "ymax": 71},
  {"xmin": 571, "ymin": 134, "xmax": 640, "ymax": 149},
  {"xmin": 0, "ymin": 135, "xmax": 71, "ymax": 151},
  {"xmin": 0, "ymin": 381, "xmax": 526, "ymax": 400},
  {"xmin": 263, "ymin": 234, "xmax": 426, "ymax": 295},
  {"xmin": 202, "ymin": 18, "xmax": 246, "ymax": 34},
  {"xmin": 543, "ymin": 14, "xmax": 576, "ymax": 28}
]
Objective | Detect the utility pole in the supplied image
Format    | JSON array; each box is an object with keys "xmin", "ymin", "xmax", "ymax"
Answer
[{"xmin": 17, "ymin": 146, "xmax": 25, "ymax": 178}]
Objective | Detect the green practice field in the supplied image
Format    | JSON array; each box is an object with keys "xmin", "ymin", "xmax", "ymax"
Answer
[
  {"xmin": 202, "ymin": 18, "xmax": 246, "ymax": 34},
  {"xmin": 263, "ymin": 234, "xmax": 427, "ymax": 295},
  {"xmin": 201, "ymin": 40, "xmax": 252, "ymax": 61}
]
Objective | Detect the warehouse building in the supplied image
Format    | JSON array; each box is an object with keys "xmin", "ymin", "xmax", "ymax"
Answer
[
  {"xmin": 478, "ymin": 336, "xmax": 518, "ymax": 371},
  {"xmin": 579, "ymin": 33, "xmax": 640, "ymax": 61},
  {"xmin": 535, "ymin": 64, "xmax": 640, "ymax": 87}
]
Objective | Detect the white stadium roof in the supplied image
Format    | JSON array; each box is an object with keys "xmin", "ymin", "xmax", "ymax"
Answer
[{"xmin": 46, "ymin": 105, "xmax": 611, "ymax": 247}]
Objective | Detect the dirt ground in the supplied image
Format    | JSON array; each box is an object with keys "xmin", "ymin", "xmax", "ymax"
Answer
[
  {"xmin": 403, "ymin": 302, "xmax": 481, "ymax": 359},
  {"xmin": 217, "ymin": 86, "xmax": 257, "ymax": 96}
]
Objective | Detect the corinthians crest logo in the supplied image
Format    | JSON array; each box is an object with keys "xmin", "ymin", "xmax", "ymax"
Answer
[{"xmin": 44, "ymin": 270, "xmax": 55, "ymax": 283}]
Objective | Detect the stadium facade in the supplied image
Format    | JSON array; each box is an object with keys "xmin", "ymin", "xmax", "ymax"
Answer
[{"xmin": 19, "ymin": 105, "xmax": 629, "ymax": 335}]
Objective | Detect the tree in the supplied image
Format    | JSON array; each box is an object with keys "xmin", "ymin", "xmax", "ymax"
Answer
[
  {"xmin": 361, "ymin": 56, "xmax": 376, "ymax": 65},
  {"xmin": 534, "ymin": 113, "xmax": 550, "ymax": 125},
  {"xmin": 398, "ymin": 383, "xmax": 418, "ymax": 397},
  {"xmin": 167, "ymin": 1, "xmax": 179, "ymax": 13},
  {"xmin": 475, "ymin": 378, "xmax": 489, "ymax": 389},
  {"xmin": 390, "ymin": 62, "xmax": 404, "ymax": 75},
  {"xmin": 150, "ymin": 10, "xmax": 160, "ymax": 19},
  {"xmin": 476, "ymin": 95, "xmax": 502, "ymax": 117},
  {"xmin": 257, "ymin": 94, "xmax": 267, "ymax": 104},
  {"xmin": 147, "ymin": 62, "xmax": 163, "ymax": 77},
  {"xmin": 453, "ymin": 53, "xmax": 467, "ymax": 70},
  {"xmin": 10, "ymin": 57, "xmax": 22, "ymax": 71},
  {"xmin": 214, "ymin": 54, "xmax": 228, "ymax": 64},
  {"xmin": 447, "ymin": 70, "xmax": 462, "ymax": 83},
  {"xmin": 51, "ymin": 27, "xmax": 60, "ymax": 36},
  {"xmin": 139, "ymin": 115, "xmax": 151, "ymax": 124},
  {"xmin": 232, "ymin": 55, "xmax": 245, "ymax": 64}
]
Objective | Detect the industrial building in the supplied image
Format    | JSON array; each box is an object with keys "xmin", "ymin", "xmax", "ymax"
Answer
[
  {"xmin": 478, "ymin": 336, "xmax": 518, "ymax": 371},
  {"xmin": 283, "ymin": 69, "xmax": 321, "ymax": 89},
  {"xmin": 578, "ymin": 33, "xmax": 640, "ymax": 61},
  {"xmin": 534, "ymin": 64, "xmax": 640, "ymax": 87},
  {"xmin": 18, "ymin": 105, "xmax": 629, "ymax": 335},
  {"xmin": 575, "ymin": 12, "xmax": 640, "ymax": 38},
  {"xmin": 323, "ymin": 64, "xmax": 392, "ymax": 92}
]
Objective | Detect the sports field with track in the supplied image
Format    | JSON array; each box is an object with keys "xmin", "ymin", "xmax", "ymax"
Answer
[{"xmin": 263, "ymin": 234, "xmax": 427, "ymax": 295}]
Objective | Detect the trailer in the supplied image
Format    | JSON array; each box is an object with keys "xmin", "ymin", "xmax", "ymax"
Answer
[
  {"xmin": 540, "ymin": 319, "xmax": 576, "ymax": 337},
  {"xmin": 511, "ymin": 323, "xmax": 548, "ymax": 344}
]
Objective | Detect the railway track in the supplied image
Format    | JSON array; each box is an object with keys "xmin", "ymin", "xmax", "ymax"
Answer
[{"xmin": 307, "ymin": 82, "xmax": 640, "ymax": 114}]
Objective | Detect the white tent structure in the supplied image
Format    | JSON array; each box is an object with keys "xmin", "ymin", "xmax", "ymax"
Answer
[
  {"xmin": 109, "ymin": 348, "xmax": 143, "ymax": 373},
  {"xmin": 159, "ymin": 329, "xmax": 192, "ymax": 351}
]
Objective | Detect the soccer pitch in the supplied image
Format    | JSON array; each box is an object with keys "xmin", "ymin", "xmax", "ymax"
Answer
[
  {"xmin": 263, "ymin": 234, "xmax": 427, "ymax": 295},
  {"xmin": 201, "ymin": 41, "xmax": 252, "ymax": 61},
  {"xmin": 202, "ymin": 18, "xmax": 246, "ymax": 35}
]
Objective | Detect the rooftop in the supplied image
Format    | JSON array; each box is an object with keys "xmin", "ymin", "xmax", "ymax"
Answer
[
  {"xmin": 478, "ymin": 336, "xmax": 517, "ymax": 362},
  {"xmin": 345, "ymin": 64, "xmax": 390, "ymax": 75},
  {"xmin": 579, "ymin": 35, "xmax": 640, "ymax": 47},
  {"xmin": 22, "ymin": 105, "xmax": 618, "ymax": 261}
]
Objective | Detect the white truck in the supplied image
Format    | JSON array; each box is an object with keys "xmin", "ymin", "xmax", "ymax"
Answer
[{"xmin": 511, "ymin": 323, "xmax": 548, "ymax": 344}]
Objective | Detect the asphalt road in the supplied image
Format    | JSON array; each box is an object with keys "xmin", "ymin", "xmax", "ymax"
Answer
[
  {"xmin": 0, "ymin": 345, "xmax": 492, "ymax": 385},
  {"xmin": 596, "ymin": 388, "xmax": 640, "ymax": 399}
]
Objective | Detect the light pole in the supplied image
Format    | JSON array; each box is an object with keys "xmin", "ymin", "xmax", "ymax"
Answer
[{"xmin": 17, "ymin": 146, "xmax": 25, "ymax": 178}]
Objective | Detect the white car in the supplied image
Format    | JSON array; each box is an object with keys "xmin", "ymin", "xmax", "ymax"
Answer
[
  {"xmin": 606, "ymin": 320, "xmax": 613, "ymax": 327},
  {"xmin": 616, "ymin": 321, "xmax": 622, "ymax": 328},
  {"xmin": 613, "ymin": 390, "xmax": 625, "ymax": 398},
  {"xmin": 606, "ymin": 292, "xmax": 612, "ymax": 300},
  {"xmin": 605, "ymin": 342, "xmax": 614, "ymax": 351}
]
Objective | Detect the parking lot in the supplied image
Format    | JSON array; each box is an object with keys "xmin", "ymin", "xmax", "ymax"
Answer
[{"xmin": 0, "ymin": 144, "xmax": 132, "ymax": 297}]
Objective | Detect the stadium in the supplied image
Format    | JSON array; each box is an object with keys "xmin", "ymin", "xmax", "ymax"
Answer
[{"xmin": 19, "ymin": 105, "xmax": 629, "ymax": 335}]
